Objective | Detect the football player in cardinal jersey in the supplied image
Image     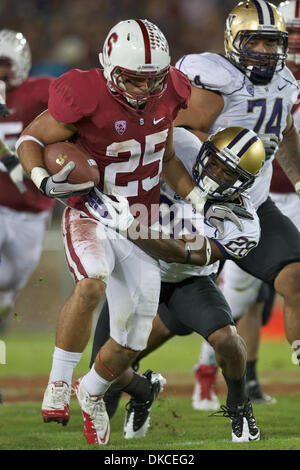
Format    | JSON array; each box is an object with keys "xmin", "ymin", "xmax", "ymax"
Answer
[
  {"xmin": 89, "ymin": 126, "xmax": 265, "ymax": 443},
  {"xmin": 0, "ymin": 30, "xmax": 55, "ymax": 327},
  {"xmin": 17, "ymin": 19, "xmax": 242, "ymax": 446},
  {"xmin": 173, "ymin": 0, "xmax": 300, "ymax": 411}
]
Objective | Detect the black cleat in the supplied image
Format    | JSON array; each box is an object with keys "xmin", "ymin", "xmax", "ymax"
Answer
[
  {"xmin": 211, "ymin": 400, "xmax": 260, "ymax": 442},
  {"xmin": 247, "ymin": 380, "xmax": 276, "ymax": 405},
  {"xmin": 123, "ymin": 370, "xmax": 166, "ymax": 439},
  {"xmin": 103, "ymin": 388, "xmax": 123, "ymax": 419}
]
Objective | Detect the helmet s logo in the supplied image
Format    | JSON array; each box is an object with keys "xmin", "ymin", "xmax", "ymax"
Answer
[{"xmin": 107, "ymin": 33, "xmax": 118, "ymax": 57}]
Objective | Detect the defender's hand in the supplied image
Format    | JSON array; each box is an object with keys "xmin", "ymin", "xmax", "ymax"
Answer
[
  {"xmin": 258, "ymin": 133, "xmax": 279, "ymax": 159},
  {"xmin": 205, "ymin": 201, "xmax": 253, "ymax": 238},
  {"xmin": 185, "ymin": 186, "xmax": 207, "ymax": 213},
  {"xmin": 85, "ymin": 187, "xmax": 134, "ymax": 231}
]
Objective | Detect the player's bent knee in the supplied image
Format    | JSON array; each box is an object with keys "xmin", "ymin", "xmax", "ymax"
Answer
[
  {"xmin": 75, "ymin": 278, "xmax": 106, "ymax": 305},
  {"xmin": 208, "ymin": 325, "xmax": 243, "ymax": 358},
  {"xmin": 108, "ymin": 337, "xmax": 140, "ymax": 360},
  {"xmin": 274, "ymin": 262, "xmax": 300, "ymax": 298}
]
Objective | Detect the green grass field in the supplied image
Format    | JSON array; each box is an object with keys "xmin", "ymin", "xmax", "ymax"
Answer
[
  {"xmin": 1, "ymin": 396, "xmax": 300, "ymax": 451},
  {"xmin": 0, "ymin": 331, "xmax": 300, "ymax": 451}
]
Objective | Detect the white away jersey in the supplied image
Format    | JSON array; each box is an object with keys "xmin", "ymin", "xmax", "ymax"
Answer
[
  {"xmin": 175, "ymin": 53, "xmax": 300, "ymax": 209},
  {"xmin": 158, "ymin": 128, "xmax": 261, "ymax": 283}
]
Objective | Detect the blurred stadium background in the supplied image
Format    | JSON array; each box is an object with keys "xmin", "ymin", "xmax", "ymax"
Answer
[{"xmin": 0, "ymin": 0, "xmax": 285, "ymax": 337}]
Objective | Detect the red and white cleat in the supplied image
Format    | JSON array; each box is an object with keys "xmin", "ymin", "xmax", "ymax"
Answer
[
  {"xmin": 192, "ymin": 364, "xmax": 220, "ymax": 411},
  {"xmin": 75, "ymin": 378, "xmax": 110, "ymax": 445},
  {"xmin": 41, "ymin": 381, "xmax": 71, "ymax": 426}
]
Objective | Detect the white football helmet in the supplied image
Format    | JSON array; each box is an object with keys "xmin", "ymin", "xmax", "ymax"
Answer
[
  {"xmin": 0, "ymin": 29, "xmax": 31, "ymax": 87},
  {"xmin": 99, "ymin": 19, "xmax": 170, "ymax": 109},
  {"xmin": 279, "ymin": 1, "xmax": 300, "ymax": 66}
]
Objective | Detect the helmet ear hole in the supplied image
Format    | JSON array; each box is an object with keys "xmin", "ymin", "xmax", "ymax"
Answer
[{"xmin": 99, "ymin": 53, "xmax": 104, "ymax": 68}]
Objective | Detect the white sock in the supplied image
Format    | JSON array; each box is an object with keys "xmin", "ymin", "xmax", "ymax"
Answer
[
  {"xmin": 49, "ymin": 346, "xmax": 82, "ymax": 386},
  {"xmin": 81, "ymin": 364, "xmax": 114, "ymax": 396},
  {"xmin": 197, "ymin": 341, "xmax": 217, "ymax": 367}
]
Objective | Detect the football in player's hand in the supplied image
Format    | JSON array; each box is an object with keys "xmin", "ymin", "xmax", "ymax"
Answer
[{"xmin": 43, "ymin": 142, "xmax": 100, "ymax": 185}]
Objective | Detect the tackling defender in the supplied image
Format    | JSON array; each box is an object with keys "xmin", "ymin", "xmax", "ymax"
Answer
[{"xmin": 90, "ymin": 125, "xmax": 266, "ymax": 443}]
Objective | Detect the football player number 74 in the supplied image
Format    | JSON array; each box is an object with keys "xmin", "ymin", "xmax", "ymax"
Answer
[
  {"xmin": 247, "ymin": 97, "xmax": 283, "ymax": 136},
  {"xmin": 103, "ymin": 129, "xmax": 169, "ymax": 197}
]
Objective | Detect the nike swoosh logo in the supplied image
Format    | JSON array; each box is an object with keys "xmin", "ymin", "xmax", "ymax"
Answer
[
  {"xmin": 153, "ymin": 116, "xmax": 166, "ymax": 125},
  {"xmin": 49, "ymin": 189, "xmax": 67, "ymax": 196},
  {"xmin": 278, "ymin": 84, "xmax": 288, "ymax": 91}
]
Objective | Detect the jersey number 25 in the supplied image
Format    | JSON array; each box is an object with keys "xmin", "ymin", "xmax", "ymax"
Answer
[{"xmin": 104, "ymin": 129, "xmax": 169, "ymax": 197}]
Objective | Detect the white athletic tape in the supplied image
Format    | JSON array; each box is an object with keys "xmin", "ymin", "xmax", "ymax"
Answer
[
  {"xmin": 30, "ymin": 166, "xmax": 49, "ymax": 189},
  {"xmin": 15, "ymin": 135, "xmax": 45, "ymax": 153}
]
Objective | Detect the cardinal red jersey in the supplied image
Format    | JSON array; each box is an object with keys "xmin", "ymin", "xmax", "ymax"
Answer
[
  {"xmin": 270, "ymin": 70, "xmax": 300, "ymax": 194},
  {"xmin": 0, "ymin": 76, "xmax": 56, "ymax": 212},
  {"xmin": 48, "ymin": 67, "xmax": 191, "ymax": 225}
]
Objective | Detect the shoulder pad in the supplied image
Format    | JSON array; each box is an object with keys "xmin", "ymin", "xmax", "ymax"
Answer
[
  {"xmin": 175, "ymin": 53, "xmax": 243, "ymax": 94},
  {"xmin": 173, "ymin": 127, "xmax": 202, "ymax": 173},
  {"xmin": 279, "ymin": 66, "xmax": 299, "ymax": 87},
  {"xmin": 168, "ymin": 67, "xmax": 191, "ymax": 113},
  {"xmin": 276, "ymin": 66, "xmax": 300, "ymax": 107},
  {"xmin": 48, "ymin": 69, "xmax": 98, "ymax": 123}
]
